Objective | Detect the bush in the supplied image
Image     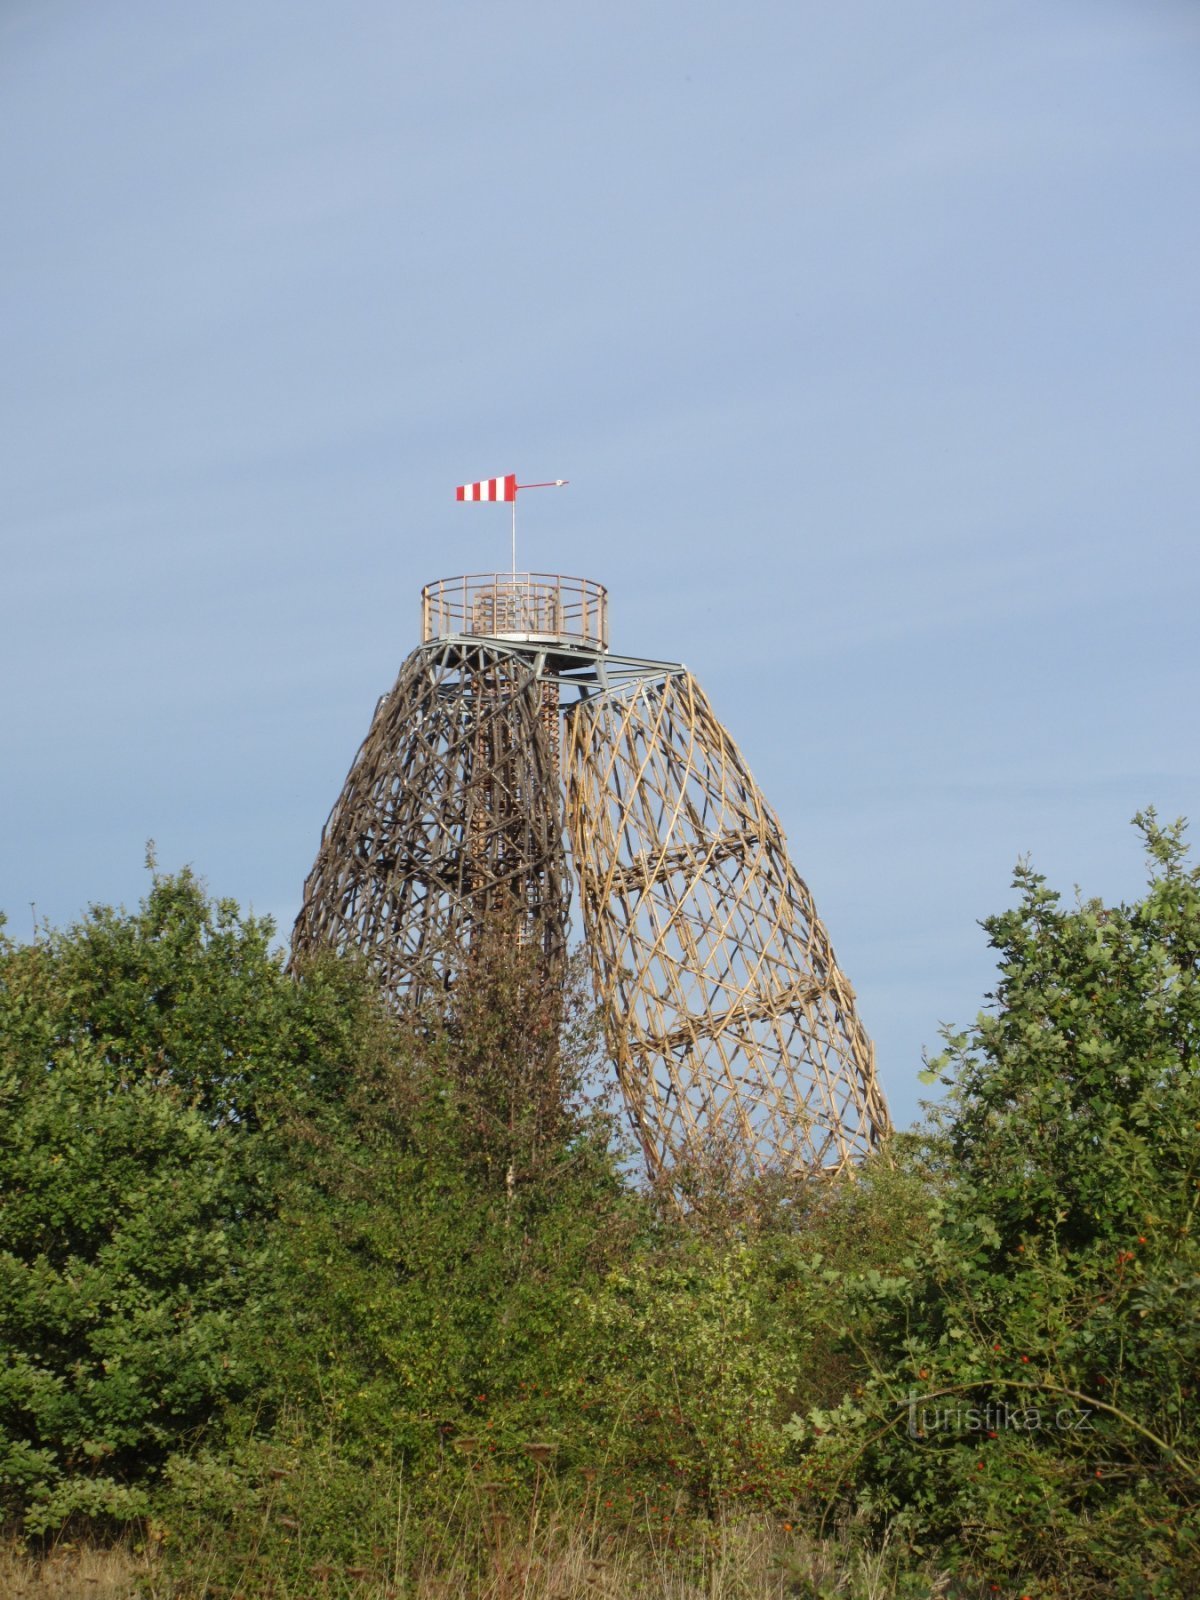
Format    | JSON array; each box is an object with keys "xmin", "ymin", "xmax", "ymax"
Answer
[
  {"xmin": 12, "ymin": 812, "xmax": 1199, "ymax": 1597},
  {"xmin": 790, "ymin": 814, "xmax": 1200, "ymax": 1595},
  {"xmin": 0, "ymin": 867, "xmax": 381, "ymax": 1533}
]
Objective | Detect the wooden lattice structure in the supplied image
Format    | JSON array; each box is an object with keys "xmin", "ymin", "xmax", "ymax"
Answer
[
  {"xmin": 564, "ymin": 671, "xmax": 888, "ymax": 1177},
  {"xmin": 293, "ymin": 572, "xmax": 890, "ymax": 1177},
  {"xmin": 291, "ymin": 640, "xmax": 570, "ymax": 1006}
]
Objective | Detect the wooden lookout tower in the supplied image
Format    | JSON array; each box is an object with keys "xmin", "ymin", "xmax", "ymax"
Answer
[{"xmin": 292, "ymin": 568, "xmax": 890, "ymax": 1180}]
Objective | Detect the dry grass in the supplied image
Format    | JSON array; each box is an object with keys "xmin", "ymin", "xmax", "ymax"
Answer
[
  {"xmin": 0, "ymin": 1512, "xmax": 939, "ymax": 1600},
  {"xmin": 0, "ymin": 1538, "xmax": 156, "ymax": 1600}
]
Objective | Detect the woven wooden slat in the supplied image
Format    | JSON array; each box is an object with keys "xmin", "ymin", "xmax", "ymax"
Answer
[
  {"xmin": 563, "ymin": 669, "xmax": 890, "ymax": 1179},
  {"xmin": 291, "ymin": 642, "xmax": 570, "ymax": 1006}
]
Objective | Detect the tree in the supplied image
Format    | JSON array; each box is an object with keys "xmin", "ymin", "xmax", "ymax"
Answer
[
  {"xmin": 0, "ymin": 867, "xmax": 378, "ymax": 1532},
  {"xmin": 936, "ymin": 809, "xmax": 1200, "ymax": 1260},
  {"xmin": 793, "ymin": 814, "xmax": 1200, "ymax": 1593}
]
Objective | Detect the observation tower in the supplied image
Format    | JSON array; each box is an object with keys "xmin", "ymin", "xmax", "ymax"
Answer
[{"xmin": 292, "ymin": 566, "xmax": 890, "ymax": 1180}]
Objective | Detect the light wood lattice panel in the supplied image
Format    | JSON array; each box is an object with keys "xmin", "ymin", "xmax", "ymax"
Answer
[
  {"xmin": 564, "ymin": 670, "xmax": 890, "ymax": 1179},
  {"xmin": 291, "ymin": 642, "xmax": 569, "ymax": 1006}
]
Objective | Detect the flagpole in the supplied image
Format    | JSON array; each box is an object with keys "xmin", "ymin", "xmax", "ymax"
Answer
[
  {"xmin": 452, "ymin": 476, "xmax": 568, "ymax": 583},
  {"xmin": 508, "ymin": 483, "xmax": 568, "ymax": 580}
]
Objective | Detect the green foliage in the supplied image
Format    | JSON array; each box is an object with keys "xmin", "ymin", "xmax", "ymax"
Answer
[
  {"xmin": 934, "ymin": 808, "xmax": 1200, "ymax": 1259},
  {"xmin": 157, "ymin": 924, "xmax": 834, "ymax": 1587},
  {"xmin": 573, "ymin": 1240, "xmax": 807, "ymax": 1512},
  {"xmin": 7, "ymin": 812, "xmax": 1200, "ymax": 1599},
  {"xmin": 151, "ymin": 932, "xmax": 636, "ymax": 1582},
  {"xmin": 792, "ymin": 813, "xmax": 1200, "ymax": 1594},
  {"xmin": 246, "ymin": 929, "xmax": 630, "ymax": 1442},
  {"xmin": 0, "ymin": 868, "xmax": 379, "ymax": 1533}
]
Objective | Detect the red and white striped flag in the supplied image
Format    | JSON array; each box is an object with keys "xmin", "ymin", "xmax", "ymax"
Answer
[{"xmin": 455, "ymin": 473, "xmax": 517, "ymax": 503}]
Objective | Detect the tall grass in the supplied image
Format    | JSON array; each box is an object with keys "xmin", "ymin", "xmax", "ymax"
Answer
[
  {"xmin": 4, "ymin": 1515, "xmax": 944, "ymax": 1600},
  {"xmin": 0, "ymin": 1536, "xmax": 156, "ymax": 1600}
]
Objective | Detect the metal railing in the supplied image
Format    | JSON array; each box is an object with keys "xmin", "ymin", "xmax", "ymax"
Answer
[{"xmin": 421, "ymin": 573, "xmax": 608, "ymax": 650}]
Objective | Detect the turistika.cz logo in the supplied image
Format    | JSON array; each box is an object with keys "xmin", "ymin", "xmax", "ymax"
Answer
[{"xmin": 907, "ymin": 1391, "xmax": 1094, "ymax": 1441}]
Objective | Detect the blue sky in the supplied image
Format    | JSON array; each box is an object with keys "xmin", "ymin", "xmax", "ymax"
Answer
[{"xmin": 2, "ymin": 0, "xmax": 1197, "ymax": 1130}]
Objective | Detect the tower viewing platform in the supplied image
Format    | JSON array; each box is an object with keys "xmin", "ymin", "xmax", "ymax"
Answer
[
  {"xmin": 298, "ymin": 555, "xmax": 889, "ymax": 1181},
  {"xmin": 421, "ymin": 572, "xmax": 608, "ymax": 652}
]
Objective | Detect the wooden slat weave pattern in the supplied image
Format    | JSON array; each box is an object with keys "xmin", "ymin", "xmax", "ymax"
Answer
[
  {"xmin": 563, "ymin": 670, "xmax": 890, "ymax": 1179},
  {"xmin": 291, "ymin": 642, "xmax": 570, "ymax": 1006}
]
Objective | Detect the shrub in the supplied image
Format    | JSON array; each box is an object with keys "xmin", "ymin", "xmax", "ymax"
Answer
[
  {"xmin": 790, "ymin": 814, "xmax": 1200, "ymax": 1595},
  {"xmin": 0, "ymin": 867, "xmax": 381, "ymax": 1533}
]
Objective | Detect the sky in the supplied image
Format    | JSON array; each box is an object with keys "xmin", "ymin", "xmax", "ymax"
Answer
[{"xmin": 2, "ymin": 0, "xmax": 1198, "ymax": 1132}]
